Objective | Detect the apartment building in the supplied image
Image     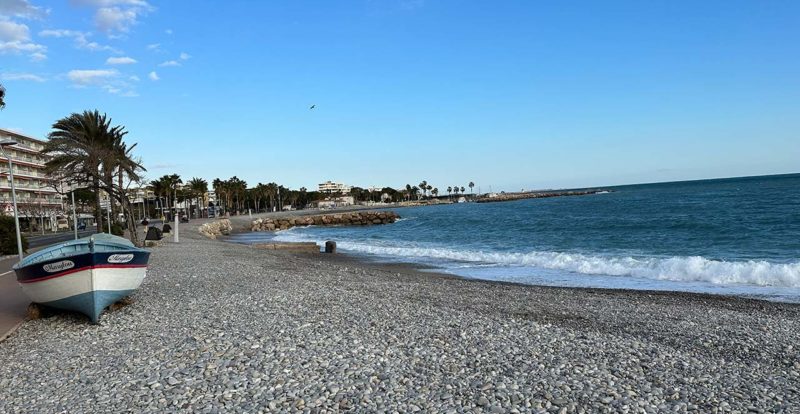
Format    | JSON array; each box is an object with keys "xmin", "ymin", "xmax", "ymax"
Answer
[
  {"xmin": 0, "ymin": 128, "xmax": 64, "ymax": 231},
  {"xmin": 318, "ymin": 180, "xmax": 352, "ymax": 194}
]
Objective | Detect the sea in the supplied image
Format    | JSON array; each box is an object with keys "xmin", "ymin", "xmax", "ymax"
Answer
[{"xmin": 228, "ymin": 174, "xmax": 800, "ymax": 303}]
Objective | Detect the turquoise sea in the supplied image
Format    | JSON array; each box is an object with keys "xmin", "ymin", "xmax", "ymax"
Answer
[{"xmin": 229, "ymin": 174, "xmax": 800, "ymax": 302}]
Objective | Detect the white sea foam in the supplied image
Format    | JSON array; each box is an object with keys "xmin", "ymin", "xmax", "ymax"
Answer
[{"xmin": 272, "ymin": 230, "xmax": 800, "ymax": 288}]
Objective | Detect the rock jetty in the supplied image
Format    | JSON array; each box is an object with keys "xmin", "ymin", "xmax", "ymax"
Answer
[
  {"xmin": 198, "ymin": 219, "xmax": 233, "ymax": 239},
  {"xmin": 476, "ymin": 189, "xmax": 610, "ymax": 203},
  {"xmin": 251, "ymin": 211, "xmax": 400, "ymax": 231}
]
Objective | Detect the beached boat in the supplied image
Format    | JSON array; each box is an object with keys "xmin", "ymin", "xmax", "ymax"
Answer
[{"xmin": 13, "ymin": 234, "xmax": 150, "ymax": 323}]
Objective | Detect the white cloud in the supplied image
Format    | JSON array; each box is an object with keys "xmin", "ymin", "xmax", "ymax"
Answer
[
  {"xmin": 95, "ymin": 7, "xmax": 138, "ymax": 33},
  {"xmin": 0, "ymin": 19, "xmax": 46, "ymax": 59},
  {"xmin": 146, "ymin": 42, "xmax": 159, "ymax": 50},
  {"xmin": 1, "ymin": 72, "xmax": 46, "ymax": 82},
  {"xmin": 179, "ymin": 52, "xmax": 190, "ymax": 60},
  {"xmin": 148, "ymin": 71, "xmax": 158, "ymax": 81},
  {"xmin": 38, "ymin": 29, "xmax": 79, "ymax": 38},
  {"xmin": 67, "ymin": 68, "xmax": 118, "ymax": 85},
  {"xmin": 106, "ymin": 56, "xmax": 136, "ymax": 64},
  {"xmin": 29, "ymin": 51, "xmax": 46, "ymax": 61},
  {"xmin": 74, "ymin": 0, "xmax": 150, "ymax": 6},
  {"xmin": 39, "ymin": 29, "xmax": 118, "ymax": 53},
  {"xmin": 158, "ymin": 60, "xmax": 179, "ymax": 67},
  {"xmin": 165, "ymin": 28, "xmax": 172, "ymax": 35},
  {"xmin": 66, "ymin": 67, "xmax": 138, "ymax": 96},
  {"xmin": 0, "ymin": 0, "xmax": 46, "ymax": 19},
  {"xmin": 70, "ymin": 0, "xmax": 153, "ymax": 34},
  {"xmin": 129, "ymin": 75, "xmax": 140, "ymax": 81},
  {"xmin": 0, "ymin": 19, "xmax": 30, "ymax": 41}
]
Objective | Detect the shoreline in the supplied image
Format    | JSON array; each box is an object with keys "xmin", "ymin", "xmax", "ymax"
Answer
[
  {"xmin": 1, "ymin": 221, "xmax": 798, "ymax": 412},
  {"xmin": 268, "ymin": 242, "xmax": 800, "ymax": 309},
  {"xmin": 225, "ymin": 219, "xmax": 800, "ymax": 306}
]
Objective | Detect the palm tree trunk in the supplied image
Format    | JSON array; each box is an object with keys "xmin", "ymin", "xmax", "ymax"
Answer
[
  {"xmin": 121, "ymin": 197, "xmax": 140, "ymax": 246},
  {"xmin": 94, "ymin": 176, "xmax": 103, "ymax": 233},
  {"xmin": 117, "ymin": 170, "xmax": 124, "ymax": 228}
]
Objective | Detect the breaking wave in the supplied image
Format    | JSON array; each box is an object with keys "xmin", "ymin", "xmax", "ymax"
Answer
[{"xmin": 273, "ymin": 230, "xmax": 800, "ymax": 288}]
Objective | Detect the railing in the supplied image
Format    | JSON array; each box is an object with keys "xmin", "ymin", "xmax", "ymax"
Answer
[
  {"xmin": 0, "ymin": 197, "xmax": 63, "ymax": 205},
  {"xmin": 0, "ymin": 154, "xmax": 46, "ymax": 167},
  {"xmin": 0, "ymin": 184, "xmax": 58, "ymax": 192},
  {"xmin": 0, "ymin": 170, "xmax": 50, "ymax": 179}
]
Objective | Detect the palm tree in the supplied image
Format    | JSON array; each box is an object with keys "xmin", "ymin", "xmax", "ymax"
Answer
[
  {"xmin": 150, "ymin": 178, "xmax": 168, "ymax": 217},
  {"xmin": 44, "ymin": 111, "xmax": 116, "ymax": 233},
  {"xmin": 447, "ymin": 186, "xmax": 452, "ymax": 200},
  {"xmin": 411, "ymin": 186, "xmax": 420, "ymax": 200},
  {"xmin": 469, "ymin": 181, "xmax": 475, "ymax": 197},
  {"xmin": 168, "ymin": 174, "xmax": 183, "ymax": 210},
  {"xmin": 228, "ymin": 176, "xmax": 247, "ymax": 214},
  {"xmin": 0, "ymin": 83, "xmax": 5, "ymax": 109},
  {"xmin": 405, "ymin": 184, "xmax": 412, "ymax": 201},
  {"xmin": 44, "ymin": 110, "xmax": 145, "ymax": 243},
  {"xmin": 187, "ymin": 177, "xmax": 208, "ymax": 218},
  {"xmin": 265, "ymin": 182, "xmax": 278, "ymax": 212},
  {"xmin": 101, "ymin": 126, "xmax": 137, "ymax": 219},
  {"xmin": 154, "ymin": 174, "xmax": 182, "ymax": 219},
  {"xmin": 460, "ymin": 186, "xmax": 465, "ymax": 195},
  {"xmin": 108, "ymin": 134, "xmax": 145, "ymax": 241},
  {"xmin": 419, "ymin": 181, "xmax": 427, "ymax": 198},
  {"xmin": 432, "ymin": 187, "xmax": 439, "ymax": 198}
]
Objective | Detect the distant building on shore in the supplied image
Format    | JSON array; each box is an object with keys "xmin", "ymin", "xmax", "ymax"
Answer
[
  {"xmin": 318, "ymin": 180, "xmax": 352, "ymax": 194},
  {"xmin": 316, "ymin": 196, "xmax": 355, "ymax": 209},
  {"xmin": 0, "ymin": 128, "xmax": 65, "ymax": 231}
]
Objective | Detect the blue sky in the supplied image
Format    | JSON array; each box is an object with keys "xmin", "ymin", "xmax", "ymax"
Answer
[{"xmin": 1, "ymin": 1, "xmax": 798, "ymax": 192}]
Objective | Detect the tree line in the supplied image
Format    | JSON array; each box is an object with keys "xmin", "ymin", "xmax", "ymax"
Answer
[{"xmin": 143, "ymin": 176, "xmax": 480, "ymax": 217}]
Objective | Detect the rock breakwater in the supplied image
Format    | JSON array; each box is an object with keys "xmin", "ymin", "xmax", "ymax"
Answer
[
  {"xmin": 251, "ymin": 211, "xmax": 400, "ymax": 232},
  {"xmin": 198, "ymin": 219, "xmax": 233, "ymax": 239},
  {"xmin": 475, "ymin": 189, "xmax": 610, "ymax": 203}
]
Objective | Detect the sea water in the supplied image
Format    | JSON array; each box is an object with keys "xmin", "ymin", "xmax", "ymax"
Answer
[{"xmin": 228, "ymin": 174, "xmax": 800, "ymax": 302}]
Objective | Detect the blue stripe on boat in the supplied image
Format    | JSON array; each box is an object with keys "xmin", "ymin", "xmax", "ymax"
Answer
[{"xmin": 43, "ymin": 289, "xmax": 135, "ymax": 324}]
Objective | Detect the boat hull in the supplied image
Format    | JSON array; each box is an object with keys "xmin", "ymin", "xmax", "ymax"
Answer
[{"xmin": 15, "ymin": 251, "xmax": 150, "ymax": 323}]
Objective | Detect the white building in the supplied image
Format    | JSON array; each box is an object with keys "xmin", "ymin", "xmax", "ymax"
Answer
[
  {"xmin": 318, "ymin": 180, "xmax": 352, "ymax": 194},
  {"xmin": 0, "ymin": 128, "xmax": 65, "ymax": 231}
]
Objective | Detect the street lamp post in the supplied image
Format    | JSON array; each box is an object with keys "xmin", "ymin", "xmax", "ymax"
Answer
[
  {"xmin": 174, "ymin": 197, "xmax": 179, "ymax": 243},
  {"xmin": 0, "ymin": 139, "xmax": 24, "ymax": 261},
  {"xmin": 71, "ymin": 189, "xmax": 78, "ymax": 240}
]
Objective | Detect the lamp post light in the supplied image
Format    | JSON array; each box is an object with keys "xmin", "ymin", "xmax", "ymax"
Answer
[{"xmin": 0, "ymin": 139, "xmax": 24, "ymax": 261}]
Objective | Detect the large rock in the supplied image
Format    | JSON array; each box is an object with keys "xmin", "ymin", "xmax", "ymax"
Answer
[{"xmin": 198, "ymin": 219, "xmax": 233, "ymax": 239}]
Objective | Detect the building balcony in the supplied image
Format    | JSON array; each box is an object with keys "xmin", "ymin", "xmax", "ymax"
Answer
[
  {"xmin": 0, "ymin": 185, "xmax": 58, "ymax": 193},
  {"xmin": 0, "ymin": 155, "xmax": 46, "ymax": 169},
  {"xmin": 0, "ymin": 170, "xmax": 52, "ymax": 180}
]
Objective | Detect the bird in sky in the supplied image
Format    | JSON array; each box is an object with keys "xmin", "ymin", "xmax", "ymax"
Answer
[{"xmin": 309, "ymin": 104, "xmax": 316, "ymax": 110}]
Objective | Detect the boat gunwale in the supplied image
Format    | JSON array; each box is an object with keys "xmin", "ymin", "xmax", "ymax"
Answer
[{"xmin": 13, "ymin": 240, "xmax": 148, "ymax": 270}]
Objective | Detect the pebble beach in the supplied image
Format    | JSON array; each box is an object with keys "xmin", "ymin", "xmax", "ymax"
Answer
[{"xmin": 0, "ymin": 223, "xmax": 798, "ymax": 413}]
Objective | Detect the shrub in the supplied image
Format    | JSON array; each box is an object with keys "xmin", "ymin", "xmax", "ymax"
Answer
[
  {"xmin": 0, "ymin": 215, "xmax": 28, "ymax": 255},
  {"xmin": 110, "ymin": 223, "xmax": 125, "ymax": 237}
]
